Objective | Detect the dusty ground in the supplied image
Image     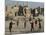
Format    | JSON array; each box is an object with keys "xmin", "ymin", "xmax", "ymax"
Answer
[{"xmin": 5, "ymin": 15, "xmax": 44, "ymax": 35}]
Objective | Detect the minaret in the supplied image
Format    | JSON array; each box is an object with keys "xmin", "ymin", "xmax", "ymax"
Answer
[
  {"xmin": 24, "ymin": 1, "xmax": 28, "ymax": 7},
  {"xmin": 23, "ymin": 2, "xmax": 31, "ymax": 17},
  {"xmin": 16, "ymin": 1, "xmax": 19, "ymax": 7},
  {"xmin": 14, "ymin": 1, "xmax": 19, "ymax": 16},
  {"xmin": 23, "ymin": 2, "xmax": 28, "ymax": 16}
]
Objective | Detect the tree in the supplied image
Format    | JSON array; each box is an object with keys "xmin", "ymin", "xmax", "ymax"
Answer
[{"xmin": 18, "ymin": 5, "xmax": 24, "ymax": 16}]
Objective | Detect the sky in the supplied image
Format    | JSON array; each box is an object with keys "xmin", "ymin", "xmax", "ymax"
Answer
[{"xmin": 5, "ymin": 0, "xmax": 44, "ymax": 9}]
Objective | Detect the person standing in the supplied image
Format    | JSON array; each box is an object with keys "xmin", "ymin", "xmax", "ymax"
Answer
[
  {"xmin": 38, "ymin": 18, "xmax": 41, "ymax": 29},
  {"xmin": 24, "ymin": 20, "xmax": 26, "ymax": 28},
  {"xmin": 30, "ymin": 21, "xmax": 34, "ymax": 32},
  {"xmin": 17, "ymin": 19, "xmax": 19, "ymax": 27},
  {"xmin": 35, "ymin": 20, "xmax": 37, "ymax": 26},
  {"xmin": 9, "ymin": 21, "xmax": 13, "ymax": 32}
]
